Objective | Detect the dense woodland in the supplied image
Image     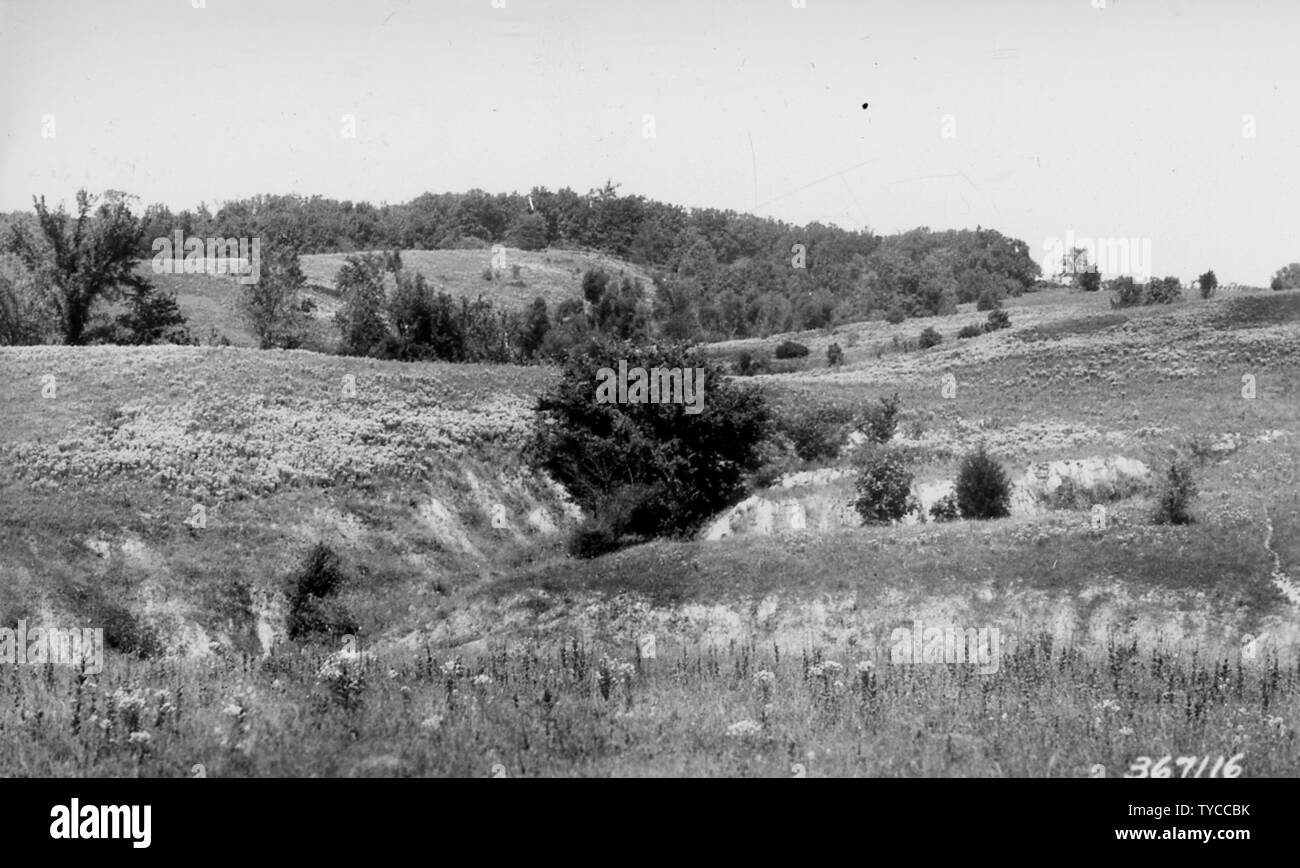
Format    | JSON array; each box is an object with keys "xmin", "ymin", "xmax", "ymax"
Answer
[{"xmin": 0, "ymin": 183, "xmax": 1045, "ymax": 350}]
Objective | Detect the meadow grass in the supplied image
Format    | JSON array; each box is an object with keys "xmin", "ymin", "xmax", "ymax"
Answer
[{"xmin": 1, "ymin": 638, "xmax": 1295, "ymax": 777}]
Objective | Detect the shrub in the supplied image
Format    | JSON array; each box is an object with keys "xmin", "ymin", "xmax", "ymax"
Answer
[
  {"xmin": 955, "ymin": 445, "xmax": 1012, "ymax": 519},
  {"xmin": 852, "ymin": 448, "xmax": 916, "ymax": 524},
  {"xmin": 857, "ymin": 391, "xmax": 902, "ymax": 444},
  {"xmin": 929, "ymin": 492, "xmax": 960, "ymax": 522},
  {"xmin": 1109, "ymin": 277, "xmax": 1144, "ymax": 309},
  {"xmin": 240, "ymin": 241, "xmax": 311, "ymax": 349},
  {"xmin": 1269, "ymin": 263, "xmax": 1300, "ymax": 291},
  {"xmin": 826, "ymin": 342, "xmax": 844, "ymax": 367},
  {"xmin": 733, "ymin": 350, "xmax": 771, "ymax": 376},
  {"xmin": 286, "ymin": 544, "xmax": 357, "ymax": 641},
  {"xmin": 918, "ymin": 326, "xmax": 943, "ymax": 349},
  {"xmin": 1198, "ymin": 269, "xmax": 1218, "ymax": 300},
  {"xmin": 481, "ymin": 266, "xmax": 494, "ymax": 282},
  {"xmin": 334, "ymin": 254, "xmax": 391, "ymax": 356},
  {"xmin": 528, "ymin": 338, "xmax": 771, "ymax": 539},
  {"xmin": 975, "ymin": 288, "xmax": 1003, "ymax": 311},
  {"xmin": 957, "ymin": 323, "xmax": 984, "ymax": 339},
  {"xmin": 774, "ymin": 339, "xmax": 810, "ymax": 359},
  {"xmin": 1148, "ymin": 276, "xmax": 1183, "ymax": 305},
  {"xmin": 1154, "ymin": 458, "xmax": 1197, "ymax": 525},
  {"xmin": 985, "ymin": 308, "xmax": 1011, "ymax": 331},
  {"xmin": 884, "ymin": 306, "xmax": 906, "ymax": 325},
  {"xmin": 567, "ymin": 520, "xmax": 622, "ymax": 559},
  {"xmin": 779, "ymin": 402, "xmax": 855, "ymax": 462}
]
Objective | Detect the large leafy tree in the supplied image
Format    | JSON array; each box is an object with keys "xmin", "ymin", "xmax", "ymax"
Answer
[
  {"xmin": 333, "ymin": 253, "xmax": 391, "ymax": 355},
  {"xmin": 528, "ymin": 338, "xmax": 772, "ymax": 540},
  {"xmin": 7, "ymin": 190, "xmax": 150, "ymax": 345},
  {"xmin": 1271, "ymin": 263, "xmax": 1300, "ymax": 291},
  {"xmin": 240, "ymin": 238, "xmax": 310, "ymax": 349}
]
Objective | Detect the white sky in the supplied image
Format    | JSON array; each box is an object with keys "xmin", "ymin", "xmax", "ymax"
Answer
[{"xmin": 1, "ymin": 0, "xmax": 1296, "ymax": 284}]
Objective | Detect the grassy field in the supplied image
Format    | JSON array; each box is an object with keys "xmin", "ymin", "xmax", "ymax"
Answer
[
  {"xmin": 1, "ymin": 285, "xmax": 1298, "ymax": 775},
  {"xmin": 130, "ymin": 247, "xmax": 655, "ymax": 349},
  {"xmin": 299, "ymin": 247, "xmax": 656, "ymax": 312},
  {"xmin": 2, "ymin": 638, "xmax": 1295, "ymax": 777}
]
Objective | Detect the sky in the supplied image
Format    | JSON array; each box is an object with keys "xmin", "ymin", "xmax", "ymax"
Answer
[{"xmin": 1, "ymin": 0, "xmax": 1297, "ymax": 285}]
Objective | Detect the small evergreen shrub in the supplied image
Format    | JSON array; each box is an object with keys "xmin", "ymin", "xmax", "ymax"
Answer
[
  {"xmin": 287, "ymin": 544, "xmax": 357, "ymax": 641},
  {"xmin": 1154, "ymin": 458, "xmax": 1198, "ymax": 525},
  {"xmin": 918, "ymin": 326, "xmax": 943, "ymax": 349},
  {"xmin": 957, "ymin": 323, "xmax": 984, "ymax": 339},
  {"xmin": 955, "ymin": 445, "xmax": 1012, "ymax": 519}
]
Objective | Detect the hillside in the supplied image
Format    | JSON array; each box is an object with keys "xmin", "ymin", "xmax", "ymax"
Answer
[
  {"xmin": 135, "ymin": 247, "xmax": 656, "ymax": 349},
  {"xmin": 299, "ymin": 248, "xmax": 656, "ymax": 312},
  {"xmin": 1, "ymin": 287, "xmax": 1298, "ymax": 775}
]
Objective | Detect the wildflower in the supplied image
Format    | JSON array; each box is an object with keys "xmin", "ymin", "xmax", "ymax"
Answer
[
  {"xmin": 1093, "ymin": 699, "xmax": 1121, "ymax": 713},
  {"xmin": 420, "ymin": 714, "xmax": 444, "ymax": 731},
  {"xmin": 1117, "ymin": 726, "xmax": 1134, "ymax": 736},
  {"xmin": 441, "ymin": 661, "xmax": 460, "ymax": 677},
  {"xmin": 832, "ymin": 679, "xmax": 846, "ymax": 693},
  {"xmin": 128, "ymin": 731, "xmax": 152, "ymax": 746},
  {"xmin": 222, "ymin": 703, "xmax": 244, "ymax": 718},
  {"xmin": 388, "ymin": 669, "xmax": 399, "ymax": 680},
  {"xmin": 1266, "ymin": 715, "xmax": 1285, "ymax": 732},
  {"xmin": 856, "ymin": 660, "xmax": 875, "ymax": 673},
  {"xmin": 752, "ymin": 669, "xmax": 776, "ymax": 686},
  {"xmin": 725, "ymin": 719, "xmax": 763, "ymax": 738},
  {"xmin": 472, "ymin": 673, "xmax": 493, "ymax": 687}
]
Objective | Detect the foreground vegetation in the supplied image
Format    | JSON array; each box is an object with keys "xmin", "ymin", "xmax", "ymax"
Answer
[{"xmin": 2, "ymin": 638, "xmax": 1295, "ymax": 777}]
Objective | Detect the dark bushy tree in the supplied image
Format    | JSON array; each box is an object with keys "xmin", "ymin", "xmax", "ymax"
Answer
[
  {"xmin": 286, "ymin": 543, "xmax": 357, "ymax": 641},
  {"xmin": 1154, "ymin": 458, "xmax": 1197, "ymax": 525},
  {"xmin": 99, "ymin": 284, "xmax": 190, "ymax": 345},
  {"xmin": 774, "ymin": 339, "xmax": 809, "ymax": 359},
  {"xmin": 334, "ymin": 253, "xmax": 391, "ymax": 355},
  {"xmin": 527, "ymin": 338, "xmax": 771, "ymax": 544},
  {"xmin": 852, "ymin": 447, "xmax": 916, "ymax": 524},
  {"xmin": 241, "ymin": 239, "xmax": 310, "ymax": 349},
  {"xmin": 918, "ymin": 326, "xmax": 943, "ymax": 349},
  {"xmin": 1270, "ymin": 263, "xmax": 1300, "ymax": 291},
  {"xmin": 1147, "ymin": 276, "xmax": 1183, "ymax": 305},
  {"xmin": 985, "ymin": 308, "xmax": 1010, "ymax": 331},
  {"xmin": 1198, "ymin": 269, "xmax": 1218, "ymax": 299},
  {"xmin": 955, "ymin": 445, "xmax": 1012, "ymax": 519}
]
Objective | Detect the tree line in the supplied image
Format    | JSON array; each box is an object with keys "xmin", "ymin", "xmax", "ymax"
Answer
[{"xmin": 1, "ymin": 183, "xmax": 1053, "ymax": 348}]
